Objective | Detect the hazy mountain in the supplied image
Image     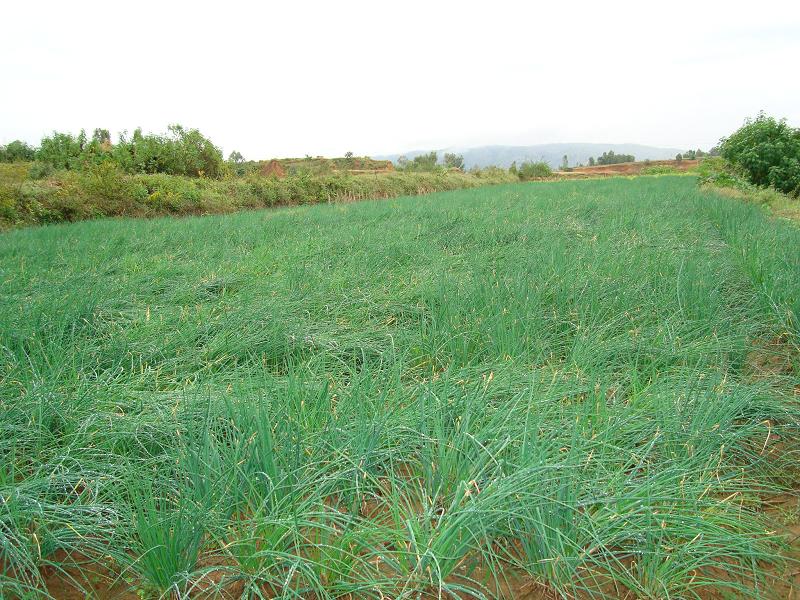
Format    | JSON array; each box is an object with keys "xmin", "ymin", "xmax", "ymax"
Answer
[{"xmin": 376, "ymin": 143, "xmax": 683, "ymax": 169}]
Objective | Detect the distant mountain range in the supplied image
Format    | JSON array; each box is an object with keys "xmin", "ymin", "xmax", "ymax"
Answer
[{"xmin": 375, "ymin": 143, "xmax": 683, "ymax": 169}]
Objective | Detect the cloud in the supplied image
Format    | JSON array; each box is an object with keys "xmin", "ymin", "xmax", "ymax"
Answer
[{"xmin": 1, "ymin": 0, "xmax": 798, "ymax": 157}]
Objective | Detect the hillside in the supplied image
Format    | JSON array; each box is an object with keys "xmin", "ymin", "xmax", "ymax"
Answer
[{"xmin": 377, "ymin": 142, "xmax": 683, "ymax": 169}]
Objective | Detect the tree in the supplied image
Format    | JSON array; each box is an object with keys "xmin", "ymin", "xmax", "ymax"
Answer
[
  {"xmin": 517, "ymin": 161, "xmax": 552, "ymax": 180},
  {"xmin": 37, "ymin": 131, "xmax": 85, "ymax": 169},
  {"xmin": 509, "ymin": 161, "xmax": 518, "ymax": 175},
  {"xmin": 588, "ymin": 157, "xmax": 595, "ymax": 166},
  {"xmin": 37, "ymin": 125, "xmax": 225, "ymax": 178},
  {"xmin": 596, "ymin": 150, "xmax": 635, "ymax": 165},
  {"xmin": 410, "ymin": 151, "xmax": 438, "ymax": 171},
  {"xmin": 344, "ymin": 151, "xmax": 353, "ymax": 159},
  {"xmin": 561, "ymin": 154, "xmax": 569, "ymax": 170},
  {"xmin": 443, "ymin": 153, "xmax": 464, "ymax": 170},
  {"xmin": 720, "ymin": 112, "xmax": 800, "ymax": 195},
  {"xmin": 0, "ymin": 140, "xmax": 36, "ymax": 162},
  {"xmin": 228, "ymin": 150, "xmax": 244, "ymax": 164},
  {"xmin": 92, "ymin": 129, "xmax": 111, "ymax": 145},
  {"xmin": 676, "ymin": 153, "xmax": 683, "ymax": 161}
]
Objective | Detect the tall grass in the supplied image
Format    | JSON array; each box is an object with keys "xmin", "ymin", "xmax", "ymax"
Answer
[
  {"xmin": 0, "ymin": 176, "xmax": 798, "ymax": 598},
  {"xmin": 0, "ymin": 164, "xmax": 516, "ymax": 228}
]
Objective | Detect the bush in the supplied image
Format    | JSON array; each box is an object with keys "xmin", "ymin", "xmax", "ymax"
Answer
[
  {"xmin": 592, "ymin": 150, "xmax": 635, "ymax": 165},
  {"xmin": 79, "ymin": 162, "xmax": 149, "ymax": 214},
  {"xmin": 1, "ymin": 167, "xmax": 516, "ymax": 228},
  {"xmin": 0, "ymin": 184, "xmax": 17, "ymax": 222},
  {"xmin": 517, "ymin": 161, "xmax": 552, "ymax": 180},
  {"xmin": 443, "ymin": 153, "xmax": 464, "ymax": 170},
  {"xmin": 698, "ymin": 157, "xmax": 753, "ymax": 190},
  {"xmin": 640, "ymin": 165, "xmax": 678, "ymax": 175},
  {"xmin": 35, "ymin": 125, "xmax": 225, "ymax": 179},
  {"xmin": 28, "ymin": 162, "xmax": 54, "ymax": 180},
  {"xmin": 720, "ymin": 112, "xmax": 800, "ymax": 196},
  {"xmin": 37, "ymin": 131, "xmax": 86, "ymax": 170},
  {"xmin": 398, "ymin": 152, "xmax": 441, "ymax": 172},
  {"xmin": 0, "ymin": 140, "xmax": 36, "ymax": 162}
]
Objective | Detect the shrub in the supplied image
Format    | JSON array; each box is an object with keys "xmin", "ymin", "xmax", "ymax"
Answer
[
  {"xmin": 35, "ymin": 125, "xmax": 225, "ymax": 179},
  {"xmin": 720, "ymin": 112, "xmax": 800, "ymax": 196},
  {"xmin": 0, "ymin": 140, "xmax": 36, "ymax": 162},
  {"xmin": 517, "ymin": 161, "xmax": 552, "ymax": 180},
  {"xmin": 594, "ymin": 150, "xmax": 635, "ymax": 165},
  {"xmin": 79, "ymin": 162, "xmax": 149, "ymax": 214},
  {"xmin": 443, "ymin": 153, "xmax": 464, "ymax": 170},
  {"xmin": 113, "ymin": 125, "xmax": 225, "ymax": 178},
  {"xmin": 0, "ymin": 184, "xmax": 17, "ymax": 222},
  {"xmin": 28, "ymin": 162, "xmax": 54, "ymax": 180},
  {"xmin": 37, "ymin": 131, "xmax": 85, "ymax": 170},
  {"xmin": 697, "ymin": 157, "xmax": 752, "ymax": 190},
  {"xmin": 641, "ymin": 165, "xmax": 678, "ymax": 175},
  {"xmin": 399, "ymin": 152, "xmax": 441, "ymax": 172}
]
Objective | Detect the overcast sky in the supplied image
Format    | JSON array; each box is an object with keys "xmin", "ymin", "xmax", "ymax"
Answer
[{"xmin": 2, "ymin": 1, "xmax": 799, "ymax": 159}]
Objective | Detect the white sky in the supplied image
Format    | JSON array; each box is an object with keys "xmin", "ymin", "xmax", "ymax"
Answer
[{"xmin": 2, "ymin": 0, "xmax": 799, "ymax": 159}]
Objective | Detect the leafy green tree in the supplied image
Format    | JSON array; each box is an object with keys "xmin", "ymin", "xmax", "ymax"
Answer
[
  {"xmin": 407, "ymin": 151, "xmax": 438, "ymax": 171},
  {"xmin": 37, "ymin": 131, "xmax": 85, "ymax": 169},
  {"xmin": 561, "ymin": 155, "xmax": 569, "ymax": 170},
  {"xmin": 588, "ymin": 157, "xmax": 595, "ymax": 166},
  {"xmin": 517, "ymin": 161, "xmax": 552, "ymax": 180},
  {"xmin": 596, "ymin": 150, "xmax": 635, "ymax": 165},
  {"xmin": 720, "ymin": 112, "xmax": 800, "ymax": 195},
  {"xmin": 92, "ymin": 129, "xmax": 111, "ymax": 145},
  {"xmin": 36, "ymin": 125, "xmax": 224, "ymax": 178},
  {"xmin": 509, "ymin": 161, "xmax": 518, "ymax": 175},
  {"xmin": 228, "ymin": 150, "xmax": 244, "ymax": 164},
  {"xmin": 676, "ymin": 153, "xmax": 683, "ymax": 161},
  {"xmin": 0, "ymin": 140, "xmax": 36, "ymax": 162},
  {"xmin": 443, "ymin": 153, "xmax": 464, "ymax": 170}
]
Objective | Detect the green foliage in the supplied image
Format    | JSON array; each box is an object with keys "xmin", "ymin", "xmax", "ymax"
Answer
[
  {"xmin": 443, "ymin": 152, "xmax": 464, "ymax": 170},
  {"xmin": 413, "ymin": 151, "xmax": 438, "ymax": 171},
  {"xmin": 640, "ymin": 164, "xmax": 679, "ymax": 175},
  {"xmin": 0, "ymin": 165, "xmax": 515, "ymax": 227},
  {"xmin": 0, "ymin": 140, "xmax": 36, "ymax": 162},
  {"xmin": 399, "ymin": 151, "xmax": 440, "ymax": 172},
  {"xmin": 34, "ymin": 125, "xmax": 224, "ymax": 179},
  {"xmin": 588, "ymin": 156, "xmax": 596, "ymax": 166},
  {"xmin": 92, "ymin": 128, "xmax": 111, "ymax": 145},
  {"xmin": 517, "ymin": 160, "xmax": 552, "ymax": 180},
  {"xmin": 37, "ymin": 131, "xmax": 86, "ymax": 170},
  {"xmin": 679, "ymin": 149, "xmax": 706, "ymax": 160},
  {"xmin": 697, "ymin": 156, "xmax": 747, "ymax": 189},
  {"xmin": 28, "ymin": 162, "xmax": 54, "ymax": 180},
  {"xmin": 593, "ymin": 150, "xmax": 635, "ymax": 165},
  {"xmin": 114, "ymin": 125, "xmax": 225, "ymax": 178},
  {"xmin": 720, "ymin": 112, "xmax": 800, "ymax": 196}
]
